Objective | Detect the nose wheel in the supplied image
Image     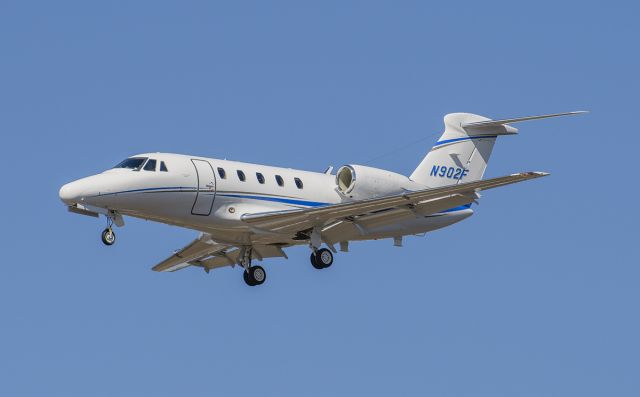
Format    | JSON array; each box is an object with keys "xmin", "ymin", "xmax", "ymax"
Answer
[
  {"xmin": 100, "ymin": 213, "xmax": 121, "ymax": 246},
  {"xmin": 101, "ymin": 228, "xmax": 116, "ymax": 246},
  {"xmin": 310, "ymin": 248, "xmax": 333, "ymax": 269}
]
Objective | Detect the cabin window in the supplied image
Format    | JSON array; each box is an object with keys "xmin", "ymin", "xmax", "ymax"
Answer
[
  {"xmin": 275, "ymin": 175, "xmax": 284, "ymax": 187},
  {"xmin": 237, "ymin": 170, "xmax": 246, "ymax": 182},
  {"xmin": 256, "ymin": 172, "xmax": 265, "ymax": 184},
  {"xmin": 114, "ymin": 157, "xmax": 147, "ymax": 170},
  {"xmin": 160, "ymin": 161, "xmax": 168, "ymax": 172},
  {"xmin": 294, "ymin": 177, "xmax": 303, "ymax": 189},
  {"xmin": 143, "ymin": 159, "xmax": 157, "ymax": 171},
  {"xmin": 217, "ymin": 167, "xmax": 226, "ymax": 179}
]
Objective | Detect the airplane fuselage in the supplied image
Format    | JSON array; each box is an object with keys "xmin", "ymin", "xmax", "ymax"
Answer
[{"xmin": 60, "ymin": 152, "xmax": 472, "ymax": 247}]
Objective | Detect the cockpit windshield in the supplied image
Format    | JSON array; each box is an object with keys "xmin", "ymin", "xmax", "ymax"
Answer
[{"xmin": 113, "ymin": 157, "xmax": 148, "ymax": 170}]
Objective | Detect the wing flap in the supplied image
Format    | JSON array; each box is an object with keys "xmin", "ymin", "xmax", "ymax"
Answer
[
  {"xmin": 152, "ymin": 235, "xmax": 230, "ymax": 272},
  {"xmin": 195, "ymin": 244, "xmax": 289, "ymax": 269}
]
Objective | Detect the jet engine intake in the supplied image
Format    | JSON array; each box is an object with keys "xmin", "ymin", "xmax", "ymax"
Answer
[{"xmin": 335, "ymin": 164, "xmax": 415, "ymax": 200}]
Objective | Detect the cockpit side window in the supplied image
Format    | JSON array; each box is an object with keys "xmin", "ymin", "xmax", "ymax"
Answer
[
  {"xmin": 143, "ymin": 159, "xmax": 157, "ymax": 171},
  {"xmin": 160, "ymin": 161, "xmax": 168, "ymax": 172},
  {"xmin": 114, "ymin": 157, "xmax": 147, "ymax": 170}
]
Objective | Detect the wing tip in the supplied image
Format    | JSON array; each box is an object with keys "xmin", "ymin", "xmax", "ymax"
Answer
[
  {"xmin": 511, "ymin": 171, "xmax": 550, "ymax": 178},
  {"xmin": 152, "ymin": 262, "xmax": 191, "ymax": 272},
  {"xmin": 531, "ymin": 171, "xmax": 550, "ymax": 177}
]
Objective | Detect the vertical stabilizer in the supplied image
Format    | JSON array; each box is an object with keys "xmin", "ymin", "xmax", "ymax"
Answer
[
  {"xmin": 409, "ymin": 111, "xmax": 585, "ymax": 188},
  {"xmin": 410, "ymin": 113, "xmax": 514, "ymax": 187}
]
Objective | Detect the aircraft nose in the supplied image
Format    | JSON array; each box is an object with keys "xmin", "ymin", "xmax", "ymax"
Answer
[{"xmin": 59, "ymin": 180, "xmax": 84, "ymax": 205}]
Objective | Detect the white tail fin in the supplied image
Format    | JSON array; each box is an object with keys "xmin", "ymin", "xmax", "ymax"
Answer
[{"xmin": 409, "ymin": 111, "xmax": 586, "ymax": 187}]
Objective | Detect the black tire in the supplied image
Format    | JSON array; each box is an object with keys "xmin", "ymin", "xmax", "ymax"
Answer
[
  {"xmin": 245, "ymin": 266, "xmax": 266, "ymax": 286},
  {"xmin": 251, "ymin": 265, "xmax": 266, "ymax": 285},
  {"xmin": 316, "ymin": 248, "xmax": 334, "ymax": 268},
  {"xmin": 243, "ymin": 269, "xmax": 255, "ymax": 286},
  {"xmin": 101, "ymin": 228, "xmax": 115, "ymax": 246},
  {"xmin": 311, "ymin": 248, "xmax": 333, "ymax": 269},
  {"xmin": 310, "ymin": 252, "xmax": 324, "ymax": 269}
]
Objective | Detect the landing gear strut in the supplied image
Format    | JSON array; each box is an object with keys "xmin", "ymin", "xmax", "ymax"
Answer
[
  {"xmin": 240, "ymin": 247, "xmax": 266, "ymax": 286},
  {"xmin": 100, "ymin": 213, "xmax": 120, "ymax": 246},
  {"xmin": 101, "ymin": 228, "xmax": 115, "ymax": 245},
  {"xmin": 308, "ymin": 226, "xmax": 334, "ymax": 269},
  {"xmin": 310, "ymin": 248, "xmax": 333, "ymax": 269},
  {"xmin": 101, "ymin": 215, "xmax": 116, "ymax": 246}
]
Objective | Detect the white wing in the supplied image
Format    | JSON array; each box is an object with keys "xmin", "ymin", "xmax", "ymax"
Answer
[
  {"xmin": 241, "ymin": 172, "xmax": 548, "ymax": 234},
  {"xmin": 152, "ymin": 235, "xmax": 231, "ymax": 272},
  {"xmin": 152, "ymin": 235, "xmax": 290, "ymax": 273},
  {"xmin": 153, "ymin": 171, "xmax": 547, "ymax": 273}
]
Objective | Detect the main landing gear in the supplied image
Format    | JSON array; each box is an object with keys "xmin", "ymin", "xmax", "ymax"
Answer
[
  {"xmin": 239, "ymin": 241, "xmax": 337, "ymax": 286},
  {"xmin": 243, "ymin": 265, "xmax": 266, "ymax": 286},
  {"xmin": 310, "ymin": 248, "xmax": 333, "ymax": 269},
  {"xmin": 308, "ymin": 226, "xmax": 334, "ymax": 270},
  {"xmin": 240, "ymin": 247, "xmax": 266, "ymax": 287}
]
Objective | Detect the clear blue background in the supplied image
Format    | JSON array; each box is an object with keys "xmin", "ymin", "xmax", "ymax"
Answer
[{"xmin": 1, "ymin": 1, "xmax": 637, "ymax": 396}]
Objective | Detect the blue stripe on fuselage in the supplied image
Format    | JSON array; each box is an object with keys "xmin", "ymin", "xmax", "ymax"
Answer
[{"xmin": 217, "ymin": 193, "xmax": 329, "ymax": 207}]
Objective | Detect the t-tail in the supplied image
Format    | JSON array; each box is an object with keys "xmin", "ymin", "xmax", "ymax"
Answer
[{"xmin": 409, "ymin": 111, "xmax": 587, "ymax": 187}]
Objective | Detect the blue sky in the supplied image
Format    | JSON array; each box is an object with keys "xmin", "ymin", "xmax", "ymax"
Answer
[{"xmin": 1, "ymin": 1, "xmax": 638, "ymax": 396}]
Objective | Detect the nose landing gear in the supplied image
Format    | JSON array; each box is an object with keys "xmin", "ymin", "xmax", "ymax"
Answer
[
  {"xmin": 100, "ymin": 211, "xmax": 122, "ymax": 246},
  {"xmin": 101, "ymin": 228, "xmax": 116, "ymax": 246}
]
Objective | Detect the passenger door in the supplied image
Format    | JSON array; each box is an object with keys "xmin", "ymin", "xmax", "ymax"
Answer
[{"xmin": 191, "ymin": 159, "xmax": 216, "ymax": 216}]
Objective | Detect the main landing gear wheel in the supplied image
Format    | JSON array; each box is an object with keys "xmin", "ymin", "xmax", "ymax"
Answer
[
  {"xmin": 101, "ymin": 228, "xmax": 116, "ymax": 246},
  {"xmin": 243, "ymin": 265, "xmax": 266, "ymax": 286},
  {"xmin": 311, "ymin": 248, "xmax": 333, "ymax": 269}
]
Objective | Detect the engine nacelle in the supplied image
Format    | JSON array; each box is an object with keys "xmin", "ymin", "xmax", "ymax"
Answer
[{"xmin": 335, "ymin": 164, "xmax": 415, "ymax": 200}]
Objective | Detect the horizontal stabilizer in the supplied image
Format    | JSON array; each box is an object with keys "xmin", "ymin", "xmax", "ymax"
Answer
[{"xmin": 461, "ymin": 111, "xmax": 587, "ymax": 129}]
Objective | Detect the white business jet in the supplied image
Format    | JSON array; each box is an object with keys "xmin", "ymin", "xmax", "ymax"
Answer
[{"xmin": 59, "ymin": 111, "xmax": 584, "ymax": 286}]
